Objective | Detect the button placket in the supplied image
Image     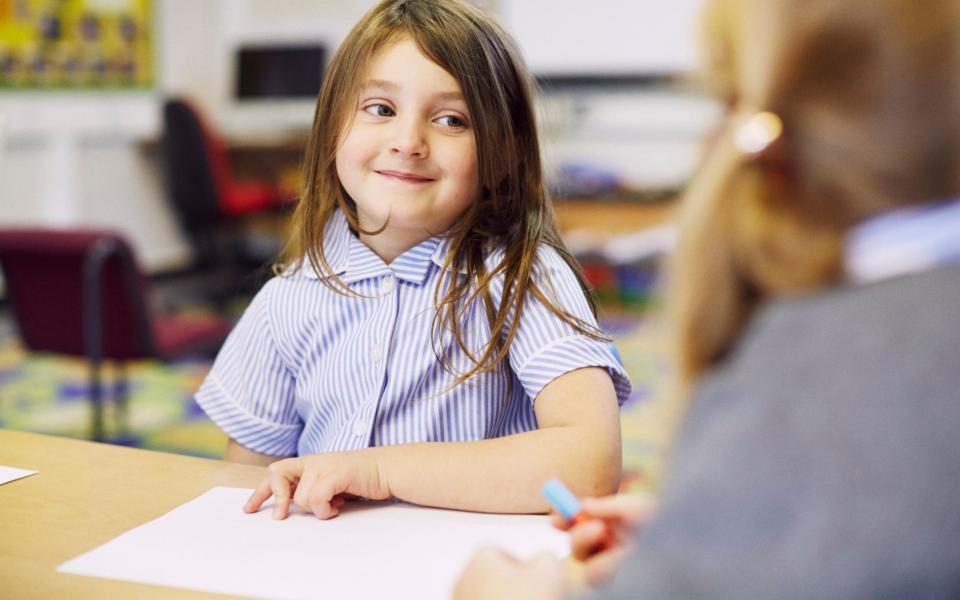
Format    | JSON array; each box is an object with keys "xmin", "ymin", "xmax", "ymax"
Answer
[
  {"xmin": 353, "ymin": 419, "xmax": 367, "ymax": 438},
  {"xmin": 380, "ymin": 276, "xmax": 396, "ymax": 295},
  {"xmin": 359, "ymin": 273, "xmax": 401, "ymax": 448}
]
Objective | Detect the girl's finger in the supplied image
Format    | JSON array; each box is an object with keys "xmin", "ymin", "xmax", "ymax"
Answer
[
  {"xmin": 292, "ymin": 471, "xmax": 318, "ymax": 513},
  {"xmin": 269, "ymin": 469, "xmax": 295, "ymax": 520},
  {"xmin": 244, "ymin": 477, "xmax": 274, "ymax": 513},
  {"xmin": 308, "ymin": 472, "xmax": 351, "ymax": 520}
]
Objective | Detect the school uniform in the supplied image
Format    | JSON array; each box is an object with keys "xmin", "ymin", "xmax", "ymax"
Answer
[
  {"xmin": 196, "ymin": 209, "xmax": 631, "ymax": 457},
  {"xmin": 593, "ymin": 198, "xmax": 960, "ymax": 600}
]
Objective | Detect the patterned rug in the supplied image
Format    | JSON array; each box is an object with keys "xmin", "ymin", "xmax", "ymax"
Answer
[{"xmin": 0, "ymin": 311, "xmax": 673, "ymax": 493}]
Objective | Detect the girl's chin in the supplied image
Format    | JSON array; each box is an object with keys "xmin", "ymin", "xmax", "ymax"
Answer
[{"xmin": 358, "ymin": 208, "xmax": 434, "ymax": 227}]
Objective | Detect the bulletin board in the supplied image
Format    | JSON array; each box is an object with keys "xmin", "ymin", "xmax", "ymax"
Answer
[{"xmin": 0, "ymin": 0, "xmax": 153, "ymax": 89}]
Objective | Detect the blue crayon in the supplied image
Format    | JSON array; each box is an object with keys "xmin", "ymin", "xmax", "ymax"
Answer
[
  {"xmin": 542, "ymin": 478, "xmax": 613, "ymax": 550},
  {"xmin": 542, "ymin": 478, "xmax": 588, "ymax": 524}
]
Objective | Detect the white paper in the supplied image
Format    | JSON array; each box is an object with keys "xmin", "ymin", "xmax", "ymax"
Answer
[
  {"xmin": 0, "ymin": 465, "xmax": 38, "ymax": 486},
  {"xmin": 59, "ymin": 487, "xmax": 569, "ymax": 599}
]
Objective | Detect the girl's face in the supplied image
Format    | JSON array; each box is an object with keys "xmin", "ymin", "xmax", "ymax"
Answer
[{"xmin": 336, "ymin": 36, "xmax": 480, "ymax": 262}]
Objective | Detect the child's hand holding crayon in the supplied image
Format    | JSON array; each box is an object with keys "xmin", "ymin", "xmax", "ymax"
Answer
[{"xmin": 543, "ymin": 479, "xmax": 657, "ymax": 588}]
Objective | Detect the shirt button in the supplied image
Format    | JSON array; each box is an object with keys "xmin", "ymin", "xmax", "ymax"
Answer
[
  {"xmin": 371, "ymin": 344, "xmax": 382, "ymax": 362},
  {"xmin": 380, "ymin": 277, "xmax": 396, "ymax": 294},
  {"xmin": 353, "ymin": 420, "xmax": 367, "ymax": 437}
]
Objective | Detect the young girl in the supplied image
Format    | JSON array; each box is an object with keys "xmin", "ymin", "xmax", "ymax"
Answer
[
  {"xmin": 455, "ymin": 0, "xmax": 960, "ymax": 597},
  {"xmin": 195, "ymin": 0, "xmax": 630, "ymax": 519}
]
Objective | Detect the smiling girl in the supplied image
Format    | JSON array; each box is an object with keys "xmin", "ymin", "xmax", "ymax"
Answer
[{"xmin": 195, "ymin": 0, "xmax": 630, "ymax": 519}]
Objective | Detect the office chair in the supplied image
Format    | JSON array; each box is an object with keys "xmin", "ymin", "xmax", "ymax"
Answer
[
  {"xmin": 162, "ymin": 97, "xmax": 288, "ymax": 276},
  {"xmin": 0, "ymin": 228, "xmax": 233, "ymax": 442}
]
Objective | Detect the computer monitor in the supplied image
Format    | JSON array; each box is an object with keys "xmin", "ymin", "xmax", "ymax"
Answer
[{"xmin": 234, "ymin": 44, "xmax": 326, "ymax": 101}]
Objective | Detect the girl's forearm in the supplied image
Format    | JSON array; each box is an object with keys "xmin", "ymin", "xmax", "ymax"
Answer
[
  {"xmin": 224, "ymin": 438, "xmax": 290, "ymax": 466},
  {"xmin": 371, "ymin": 426, "xmax": 621, "ymax": 513}
]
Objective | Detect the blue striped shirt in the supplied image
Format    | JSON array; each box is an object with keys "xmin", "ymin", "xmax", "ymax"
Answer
[{"xmin": 196, "ymin": 210, "xmax": 631, "ymax": 457}]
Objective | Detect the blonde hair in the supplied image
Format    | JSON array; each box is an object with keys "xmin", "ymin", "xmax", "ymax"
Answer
[
  {"xmin": 287, "ymin": 0, "xmax": 602, "ymax": 382},
  {"xmin": 668, "ymin": 0, "xmax": 960, "ymax": 415}
]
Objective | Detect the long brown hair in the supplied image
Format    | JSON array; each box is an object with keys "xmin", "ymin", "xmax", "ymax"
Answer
[
  {"xmin": 287, "ymin": 0, "xmax": 603, "ymax": 382},
  {"xmin": 668, "ymin": 0, "xmax": 960, "ymax": 414}
]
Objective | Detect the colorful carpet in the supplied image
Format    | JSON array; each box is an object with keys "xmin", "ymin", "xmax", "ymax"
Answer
[{"xmin": 0, "ymin": 311, "xmax": 673, "ymax": 493}]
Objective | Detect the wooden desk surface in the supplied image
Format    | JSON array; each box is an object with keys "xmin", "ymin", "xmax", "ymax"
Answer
[
  {"xmin": 0, "ymin": 429, "xmax": 265, "ymax": 599},
  {"xmin": 554, "ymin": 199, "xmax": 676, "ymax": 235}
]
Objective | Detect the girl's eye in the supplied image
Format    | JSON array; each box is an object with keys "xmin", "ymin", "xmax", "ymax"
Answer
[
  {"xmin": 363, "ymin": 103, "xmax": 395, "ymax": 117},
  {"xmin": 436, "ymin": 114, "xmax": 467, "ymax": 129}
]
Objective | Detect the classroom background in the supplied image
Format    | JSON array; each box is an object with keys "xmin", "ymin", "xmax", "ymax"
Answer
[{"xmin": 0, "ymin": 0, "xmax": 719, "ymax": 494}]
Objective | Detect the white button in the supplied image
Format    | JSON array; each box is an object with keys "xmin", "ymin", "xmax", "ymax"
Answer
[
  {"xmin": 371, "ymin": 344, "xmax": 382, "ymax": 362},
  {"xmin": 380, "ymin": 277, "xmax": 396, "ymax": 294},
  {"xmin": 353, "ymin": 420, "xmax": 367, "ymax": 437}
]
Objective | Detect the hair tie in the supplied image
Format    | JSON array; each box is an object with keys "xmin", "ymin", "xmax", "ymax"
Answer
[{"xmin": 734, "ymin": 111, "xmax": 783, "ymax": 155}]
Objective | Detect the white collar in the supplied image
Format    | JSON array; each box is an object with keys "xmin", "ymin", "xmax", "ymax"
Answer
[{"xmin": 845, "ymin": 197, "xmax": 960, "ymax": 284}]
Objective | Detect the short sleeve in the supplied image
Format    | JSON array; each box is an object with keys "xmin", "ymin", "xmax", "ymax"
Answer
[
  {"xmin": 194, "ymin": 279, "xmax": 303, "ymax": 456},
  {"xmin": 505, "ymin": 247, "xmax": 632, "ymax": 403}
]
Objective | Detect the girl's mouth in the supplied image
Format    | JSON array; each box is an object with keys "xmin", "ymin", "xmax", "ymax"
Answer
[{"xmin": 375, "ymin": 170, "xmax": 436, "ymax": 184}]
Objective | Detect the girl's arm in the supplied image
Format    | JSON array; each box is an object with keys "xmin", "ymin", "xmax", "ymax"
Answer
[
  {"xmin": 379, "ymin": 366, "xmax": 622, "ymax": 511},
  {"xmin": 224, "ymin": 438, "xmax": 290, "ymax": 467},
  {"xmin": 245, "ymin": 366, "xmax": 621, "ymax": 518}
]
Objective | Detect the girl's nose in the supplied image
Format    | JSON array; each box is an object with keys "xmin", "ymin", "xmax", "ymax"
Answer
[{"xmin": 390, "ymin": 119, "xmax": 429, "ymax": 159}]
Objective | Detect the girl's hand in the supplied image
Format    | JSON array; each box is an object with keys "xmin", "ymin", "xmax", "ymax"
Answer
[
  {"xmin": 244, "ymin": 449, "xmax": 391, "ymax": 520},
  {"xmin": 549, "ymin": 493, "xmax": 657, "ymax": 586},
  {"xmin": 454, "ymin": 547, "xmax": 566, "ymax": 600}
]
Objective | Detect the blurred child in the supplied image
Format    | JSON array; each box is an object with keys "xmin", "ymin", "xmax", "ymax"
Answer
[
  {"xmin": 195, "ymin": 0, "xmax": 630, "ymax": 519},
  {"xmin": 456, "ymin": 0, "xmax": 960, "ymax": 597}
]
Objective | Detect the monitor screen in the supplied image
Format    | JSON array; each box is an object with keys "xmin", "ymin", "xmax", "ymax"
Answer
[{"xmin": 235, "ymin": 45, "xmax": 326, "ymax": 100}]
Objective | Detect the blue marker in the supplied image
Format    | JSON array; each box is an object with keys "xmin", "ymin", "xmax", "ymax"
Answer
[
  {"xmin": 542, "ymin": 478, "xmax": 613, "ymax": 550},
  {"xmin": 542, "ymin": 478, "xmax": 589, "ymax": 524}
]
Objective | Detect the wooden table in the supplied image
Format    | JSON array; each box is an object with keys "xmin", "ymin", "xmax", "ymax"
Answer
[{"xmin": 0, "ymin": 429, "xmax": 265, "ymax": 599}]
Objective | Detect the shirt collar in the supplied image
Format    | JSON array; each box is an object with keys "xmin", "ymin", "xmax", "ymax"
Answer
[
  {"xmin": 845, "ymin": 197, "xmax": 960, "ymax": 284},
  {"xmin": 429, "ymin": 235, "xmax": 469, "ymax": 276},
  {"xmin": 298, "ymin": 210, "xmax": 462, "ymax": 286}
]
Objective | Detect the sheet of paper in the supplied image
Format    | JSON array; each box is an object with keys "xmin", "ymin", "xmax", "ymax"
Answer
[
  {"xmin": 59, "ymin": 486, "xmax": 569, "ymax": 599},
  {"xmin": 0, "ymin": 465, "xmax": 37, "ymax": 486}
]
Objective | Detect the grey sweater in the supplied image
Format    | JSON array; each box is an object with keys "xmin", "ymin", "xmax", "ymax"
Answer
[{"xmin": 595, "ymin": 264, "xmax": 960, "ymax": 599}]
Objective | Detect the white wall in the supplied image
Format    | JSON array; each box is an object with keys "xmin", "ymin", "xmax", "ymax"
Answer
[
  {"xmin": 501, "ymin": 0, "xmax": 702, "ymax": 76},
  {"xmin": 0, "ymin": 92, "xmax": 188, "ymax": 270}
]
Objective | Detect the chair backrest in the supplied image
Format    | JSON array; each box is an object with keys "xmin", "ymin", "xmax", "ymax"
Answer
[
  {"xmin": 0, "ymin": 229, "xmax": 157, "ymax": 360},
  {"xmin": 162, "ymin": 98, "xmax": 231, "ymax": 234}
]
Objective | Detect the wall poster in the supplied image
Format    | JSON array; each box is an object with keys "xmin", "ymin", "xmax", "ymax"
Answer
[{"xmin": 0, "ymin": 0, "xmax": 153, "ymax": 89}]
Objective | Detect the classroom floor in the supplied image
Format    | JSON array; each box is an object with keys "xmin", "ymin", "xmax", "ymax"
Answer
[{"xmin": 0, "ymin": 308, "xmax": 674, "ymax": 494}]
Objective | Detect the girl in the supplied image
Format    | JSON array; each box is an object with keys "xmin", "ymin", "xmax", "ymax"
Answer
[
  {"xmin": 195, "ymin": 0, "xmax": 630, "ymax": 519},
  {"xmin": 455, "ymin": 0, "xmax": 960, "ymax": 597}
]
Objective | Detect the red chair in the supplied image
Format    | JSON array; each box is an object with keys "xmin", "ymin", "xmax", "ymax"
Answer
[
  {"xmin": 162, "ymin": 97, "xmax": 289, "ymax": 273},
  {"xmin": 0, "ymin": 229, "xmax": 234, "ymax": 442}
]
